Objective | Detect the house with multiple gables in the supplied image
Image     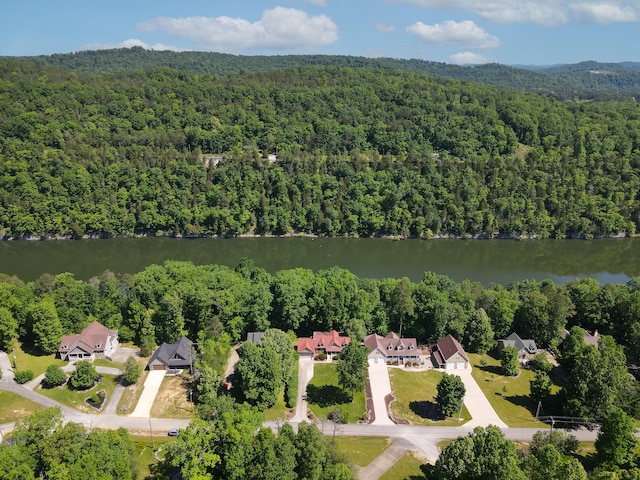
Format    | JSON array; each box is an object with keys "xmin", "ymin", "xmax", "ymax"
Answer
[
  {"xmin": 430, "ymin": 334, "xmax": 469, "ymax": 370},
  {"xmin": 58, "ymin": 321, "xmax": 119, "ymax": 361},
  {"xmin": 296, "ymin": 330, "xmax": 351, "ymax": 358},
  {"xmin": 364, "ymin": 332, "xmax": 420, "ymax": 365},
  {"xmin": 147, "ymin": 336, "xmax": 195, "ymax": 371},
  {"xmin": 497, "ymin": 332, "xmax": 538, "ymax": 363}
]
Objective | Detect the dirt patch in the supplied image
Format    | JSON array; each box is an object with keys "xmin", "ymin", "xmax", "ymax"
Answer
[{"xmin": 150, "ymin": 374, "xmax": 194, "ymax": 418}]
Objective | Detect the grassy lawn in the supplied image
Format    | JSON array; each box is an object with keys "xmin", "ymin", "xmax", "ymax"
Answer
[
  {"xmin": 150, "ymin": 373, "xmax": 194, "ymax": 418},
  {"xmin": 118, "ymin": 369, "xmax": 149, "ymax": 416},
  {"xmin": 307, "ymin": 363, "xmax": 366, "ymax": 423},
  {"xmin": 263, "ymin": 388, "xmax": 290, "ymax": 421},
  {"xmin": 468, "ymin": 353, "xmax": 561, "ymax": 428},
  {"xmin": 334, "ymin": 436, "xmax": 390, "ymax": 467},
  {"xmin": 130, "ymin": 435, "xmax": 177, "ymax": 480},
  {"xmin": 37, "ymin": 373, "xmax": 120, "ymax": 413},
  {"xmin": 93, "ymin": 358, "xmax": 124, "ymax": 370},
  {"xmin": 0, "ymin": 390, "xmax": 44, "ymax": 423},
  {"xmin": 388, "ymin": 368, "xmax": 471, "ymax": 426},
  {"xmin": 12, "ymin": 342, "xmax": 66, "ymax": 377},
  {"xmin": 379, "ymin": 452, "xmax": 428, "ymax": 480}
]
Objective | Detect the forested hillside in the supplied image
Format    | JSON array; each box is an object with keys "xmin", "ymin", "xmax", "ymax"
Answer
[
  {"xmin": 11, "ymin": 47, "xmax": 640, "ymax": 99},
  {"xmin": 1, "ymin": 59, "xmax": 640, "ymax": 239}
]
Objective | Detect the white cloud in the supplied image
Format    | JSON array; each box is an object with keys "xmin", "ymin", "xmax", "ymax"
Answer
[
  {"xmin": 407, "ymin": 20, "xmax": 499, "ymax": 49},
  {"xmin": 81, "ymin": 38, "xmax": 186, "ymax": 52},
  {"xmin": 301, "ymin": 0, "xmax": 328, "ymax": 5},
  {"xmin": 375, "ymin": 22, "xmax": 396, "ymax": 32},
  {"xmin": 570, "ymin": 3, "xmax": 638, "ymax": 23},
  {"xmin": 396, "ymin": 0, "xmax": 640, "ymax": 25},
  {"xmin": 393, "ymin": 0, "xmax": 578, "ymax": 26},
  {"xmin": 449, "ymin": 51, "xmax": 495, "ymax": 64},
  {"xmin": 137, "ymin": 7, "xmax": 338, "ymax": 52}
]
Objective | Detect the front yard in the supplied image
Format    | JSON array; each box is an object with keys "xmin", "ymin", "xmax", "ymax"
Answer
[
  {"xmin": 388, "ymin": 368, "xmax": 471, "ymax": 426},
  {"xmin": 306, "ymin": 363, "xmax": 366, "ymax": 423},
  {"xmin": 468, "ymin": 353, "xmax": 562, "ymax": 427},
  {"xmin": 0, "ymin": 390, "xmax": 44, "ymax": 422},
  {"xmin": 37, "ymin": 373, "xmax": 120, "ymax": 413}
]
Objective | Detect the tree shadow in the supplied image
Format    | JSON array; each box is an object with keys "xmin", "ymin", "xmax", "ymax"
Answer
[
  {"xmin": 409, "ymin": 400, "xmax": 444, "ymax": 421},
  {"xmin": 477, "ymin": 364, "xmax": 504, "ymax": 376},
  {"xmin": 306, "ymin": 384, "xmax": 351, "ymax": 407}
]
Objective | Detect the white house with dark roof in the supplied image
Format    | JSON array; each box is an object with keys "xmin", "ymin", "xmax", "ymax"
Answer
[
  {"xmin": 364, "ymin": 332, "xmax": 420, "ymax": 364},
  {"xmin": 58, "ymin": 321, "xmax": 119, "ymax": 361},
  {"xmin": 497, "ymin": 332, "xmax": 538, "ymax": 363},
  {"xmin": 146, "ymin": 336, "xmax": 195, "ymax": 371},
  {"xmin": 431, "ymin": 334, "xmax": 469, "ymax": 370}
]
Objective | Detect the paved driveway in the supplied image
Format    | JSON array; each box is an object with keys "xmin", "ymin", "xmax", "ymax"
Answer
[
  {"xmin": 130, "ymin": 370, "xmax": 166, "ymax": 418},
  {"xmin": 450, "ymin": 368, "xmax": 507, "ymax": 428},
  {"xmin": 109, "ymin": 347, "xmax": 139, "ymax": 364},
  {"xmin": 368, "ymin": 362, "xmax": 394, "ymax": 425},
  {"xmin": 0, "ymin": 351, "xmax": 15, "ymax": 382},
  {"xmin": 291, "ymin": 356, "xmax": 314, "ymax": 422}
]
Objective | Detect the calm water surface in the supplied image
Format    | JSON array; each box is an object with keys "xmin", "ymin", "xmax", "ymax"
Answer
[{"xmin": 0, "ymin": 237, "xmax": 639, "ymax": 286}]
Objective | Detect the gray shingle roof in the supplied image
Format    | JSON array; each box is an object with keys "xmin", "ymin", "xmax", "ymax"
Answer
[{"xmin": 147, "ymin": 336, "xmax": 194, "ymax": 369}]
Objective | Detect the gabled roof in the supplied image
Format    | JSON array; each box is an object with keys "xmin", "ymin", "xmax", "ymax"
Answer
[
  {"xmin": 147, "ymin": 336, "xmax": 194, "ymax": 368},
  {"xmin": 364, "ymin": 332, "xmax": 418, "ymax": 357},
  {"xmin": 58, "ymin": 321, "xmax": 117, "ymax": 354},
  {"xmin": 246, "ymin": 332, "xmax": 264, "ymax": 344},
  {"xmin": 500, "ymin": 332, "xmax": 537, "ymax": 353},
  {"xmin": 435, "ymin": 334, "xmax": 468, "ymax": 363},
  {"xmin": 296, "ymin": 330, "xmax": 350, "ymax": 353}
]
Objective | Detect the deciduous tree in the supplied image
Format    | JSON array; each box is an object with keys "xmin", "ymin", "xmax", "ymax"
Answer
[
  {"xmin": 435, "ymin": 373, "xmax": 466, "ymax": 418},
  {"xmin": 336, "ymin": 342, "xmax": 369, "ymax": 400}
]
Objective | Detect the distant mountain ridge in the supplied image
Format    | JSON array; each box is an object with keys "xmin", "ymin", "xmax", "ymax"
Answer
[{"xmin": 5, "ymin": 47, "xmax": 640, "ymax": 99}]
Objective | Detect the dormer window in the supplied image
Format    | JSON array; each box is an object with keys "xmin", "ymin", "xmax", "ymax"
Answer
[
  {"xmin": 95, "ymin": 344, "xmax": 101, "ymax": 348},
  {"xmin": 409, "ymin": 345, "xmax": 414, "ymax": 350},
  {"xmin": 387, "ymin": 344, "xmax": 393, "ymax": 350},
  {"xmin": 397, "ymin": 345, "xmax": 404, "ymax": 350}
]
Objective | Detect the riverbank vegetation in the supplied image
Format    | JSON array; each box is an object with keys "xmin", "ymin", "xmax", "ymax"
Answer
[{"xmin": 2, "ymin": 58, "xmax": 640, "ymax": 240}]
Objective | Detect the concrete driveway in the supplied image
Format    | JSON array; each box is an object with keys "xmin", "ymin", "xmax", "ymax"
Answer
[
  {"xmin": 291, "ymin": 355, "xmax": 314, "ymax": 422},
  {"xmin": 109, "ymin": 347, "xmax": 139, "ymax": 364},
  {"xmin": 450, "ymin": 368, "xmax": 507, "ymax": 428},
  {"xmin": 130, "ymin": 370, "xmax": 166, "ymax": 418},
  {"xmin": 368, "ymin": 362, "xmax": 395, "ymax": 425},
  {"xmin": 0, "ymin": 351, "xmax": 15, "ymax": 382}
]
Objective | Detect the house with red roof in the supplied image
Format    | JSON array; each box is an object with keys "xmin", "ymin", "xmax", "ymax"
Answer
[
  {"xmin": 364, "ymin": 332, "xmax": 420, "ymax": 365},
  {"xmin": 296, "ymin": 330, "xmax": 351, "ymax": 358},
  {"xmin": 58, "ymin": 321, "xmax": 119, "ymax": 362},
  {"xmin": 430, "ymin": 334, "xmax": 469, "ymax": 370}
]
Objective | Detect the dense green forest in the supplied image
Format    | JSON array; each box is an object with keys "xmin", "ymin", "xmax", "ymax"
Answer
[
  {"xmin": 10, "ymin": 47, "xmax": 640, "ymax": 99},
  {"xmin": 1, "ymin": 58, "xmax": 640, "ymax": 239}
]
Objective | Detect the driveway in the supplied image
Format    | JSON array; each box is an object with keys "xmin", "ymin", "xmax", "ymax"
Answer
[
  {"xmin": 291, "ymin": 356, "xmax": 314, "ymax": 422},
  {"xmin": 0, "ymin": 351, "xmax": 15, "ymax": 382},
  {"xmin": 109, "ymin": 347, "xmax": 139, "ymax": 364},
  {"xmin": 368, "ymin": 362, "xmax": 395, "ymax": 425},
  {"xmin": 450, "ymin": 368, "xmax": 507, "ymax": 428},
  {"xmin": 129, "ymin": 370, "xmax": 166, "ymax": 418}
]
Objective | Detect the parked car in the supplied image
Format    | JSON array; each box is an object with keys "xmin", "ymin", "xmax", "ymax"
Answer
[{"xmin": 168, "ymin": 429, "xmax": 180, "ymax": 436}]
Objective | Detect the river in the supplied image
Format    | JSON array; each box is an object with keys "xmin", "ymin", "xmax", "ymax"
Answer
[{"xmin": 1, "ymin": 236, "xmax": 639, "ymax": 286}]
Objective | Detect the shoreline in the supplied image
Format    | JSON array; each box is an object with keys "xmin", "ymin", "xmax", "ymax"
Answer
[{"xmin": 0, "ymin": 231, "xmax": 632, "ymax": 242}]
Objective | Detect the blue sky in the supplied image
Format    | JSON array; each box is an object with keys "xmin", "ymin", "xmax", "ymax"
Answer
[{"xmin": 1, "ymin": 0, "xmax": 639, "ymax": 65}]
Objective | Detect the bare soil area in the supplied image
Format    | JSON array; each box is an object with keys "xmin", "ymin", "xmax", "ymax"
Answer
[{"xmin": 150, "ymin": 374, "xmax": 194, "ymax": 418}]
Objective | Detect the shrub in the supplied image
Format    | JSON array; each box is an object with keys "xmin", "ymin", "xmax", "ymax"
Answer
[
  {"xmin": 43, "ymin": 364, "xmax": 66, "ymax": 387},
  {"xmin": 14, "ymin": 370, "xmax": 34, "ymax": 384},
  {"xmin": 122, "ymin": 356, "xmax": 141, "ymax": 386},
  {"xmin": 327, "ymin": 407, "xmax": 348, "ymax": 424},
  {"xmin": 69, "ymin": 360, "xmax": 98, "ymax": 390}
]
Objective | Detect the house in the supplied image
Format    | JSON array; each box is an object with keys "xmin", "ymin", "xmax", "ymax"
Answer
[
  {"xmin": 497, "ymin": 332, "xmax": 538, "ymax": 363},
  {"xmin": 431, "ymin": 334, "xmax": 469, "ymax": 370},
  {"xmin": 364, "ymin": 332, "xmax": 420, "ymax": 365},
  {"xmin": 146, "ymin": 336, "xmax": 195, "ymax": 371},
  {"xmin": 560, "ymin": 327, "xmax": 601, "ymax": 349},
  {"xmin": 296, "ymin": 330, "xmax": 351, "ymax": 358},
  {"xmin": 58, "ymin": 321, "xmax": 119, "ymax": 361}
]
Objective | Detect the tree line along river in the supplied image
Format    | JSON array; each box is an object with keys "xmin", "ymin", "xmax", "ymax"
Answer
[{"xmin": 1, "ymin": 236, "xmax": 639, "ymax": 286}]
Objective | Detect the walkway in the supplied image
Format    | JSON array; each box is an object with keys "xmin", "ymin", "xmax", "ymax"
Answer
[
  {"xmin": 357, "ymin": 440, "xmax": 409, "ymax": 480},
  {"xmin": 368, "ymin": 362, "xmax": 394, "ymax": 425},
  {"xmin": 450, "ymin": 368, "xmax": 507, "ymax": 428},
  {"xmin": 129, "ymin": 370, "xmax": 166, "ymax": 418},
  {"xmin": 290, "ymin": 356, "xmax": 314, "ymax": 422}
]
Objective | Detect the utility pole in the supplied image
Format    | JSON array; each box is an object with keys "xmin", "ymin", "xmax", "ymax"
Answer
[{"xmin": 149, "ymin": 417, "xmax": 155, "ymax": 450}]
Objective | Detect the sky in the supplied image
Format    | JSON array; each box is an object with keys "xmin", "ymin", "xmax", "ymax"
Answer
[{"xmin": 1, "ymin": 0, "xmax": 639, "ymax": 66}]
